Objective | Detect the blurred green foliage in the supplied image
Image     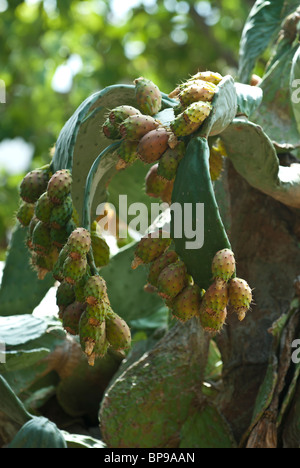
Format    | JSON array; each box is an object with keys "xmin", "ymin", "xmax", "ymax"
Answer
[{"xmin": 0, "ymin": 0, "xmax": 255, "ymax": 255}]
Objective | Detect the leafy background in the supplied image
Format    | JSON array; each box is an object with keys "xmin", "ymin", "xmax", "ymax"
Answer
[{"xmin": 0, "ymin": 0, "xmax": 257, "ymax": 259}]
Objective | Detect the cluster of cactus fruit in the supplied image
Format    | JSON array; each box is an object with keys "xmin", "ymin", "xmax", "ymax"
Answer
[
  {"xmin": 17, "ymin": 166, "xmax": 130, "ymax": 366},
  {"xmin": 133, "ymin": 234, "xmax": 252, "ymax": 333}
]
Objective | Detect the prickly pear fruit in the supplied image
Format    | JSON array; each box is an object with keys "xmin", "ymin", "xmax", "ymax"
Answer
[
  {"xmin": 199, "ymin": 305, "xmax": 227, "ymax": 334},
  {"xmin": 32, "ymin": 221, "xmax": 52, "ymax": 257},
  {"xmin": 52, "ymin": 243, "xmax": 70, "ymax": 282},
  {"xmin": 147, "ymin": 250, "xmax": 179, "ymax": 287},
  {"xmin": 171, "ymin": 284, "xmax": 204, "ymax": 322},
  {"xmin": 50, "ymin": 195, "xmax": 73, "ymax": 230},
  {"xmin": 179, "ymin": 81, "xmax": 217, "ymax": 107},
  {"xmin": 183, "ymin": 101, "xmax": 212, "ymax": 124},
  {"xmin": 211, "ymin": 248, "xmax": 236, "ymax": 282},
  {"xmin": 102, "ymin": 118, "xmax": 122, "ymax": 140},
  {"xmin": 62, "ymin": 301, "xmax": 86, "ymax": 336},
  {"xmin": 170, "ymin": 113, "xmax": 200, "ymax": 137},
  {"xmin": 157, "ymin": 142, "xmax": 185, "ymax": 181},
  {"xmin": 47, "ymin": 169, "xmax": 72, "ymax": 205},
  {"xmin": 63, "ymin": 255, "xmax": 87, "ymax": 285},
  {"xmin": 91, "ymin": 222, "xmax": 110, "ymax": 268},
  {"xmin": 198, "ymin": 278, "xmax": 229, "ymax": 333},
  {"xmin": 137, "ymin": 127, "xmax": 170, "ymax": 164},
  {"xmin": 20, "ymin": 169, "xmax": 49, "ymax": 204},
  {"xmin": 145, "ymin": 164, "xmax": 170, "ymax": 199},
  {"xmin": 79, "ymin": 309, "xmax": 108, "ymax": 366},
  {"xmin": 160, "ymin": 179, "xmax": 174, "ymax": 205},
  {"xmin": 228, "ymin": 277, "xmax": 252, "ymax": 321},
  {"xmin": 16, "ymin": 202, "xmax": 35, "ymax": 227},
  {"xmin": 35, "ymin": 192, "xmax": 54, "ymax": 224},
  {"xmin": 67, "ymin": 227, "xmax": 91, "ymax": 259},
  {"xmin": 84, "ymin": 275, "xmax": 109, "ymax": 306},
  {"xmin": 120, "ymin": 114, "xmax": 159, "ymax": 140},
  {"xmin": 105, "ymin": 308, "xmax": 131, "ymax": 352},
  {"xmin": 116, "ymin": 140, "xmax": 139, "ymax": 170},
  {"xmin": 109, "ymin": 105, "xmax": 141, "ymax": 125},
  {"xmin": 50, "ymin": 220, "xmax": 77, "ymax": 248},
  {"xmin": 134, "ymin": 77, "xmax": 162, "ymax": 116},
  {"xmin": 56, "ymin": 281, "xmax": 76, "ymax": 312},
  {"xmin": 131, "ymin": 230, "xmax": 172, "ymax": 269},
  {"xmin": 157, "ymin": 260, "xmax": 188, "ymax": 300},
  {"xmin": 188, "ymin": 71, "xmax": 223, "ymax": 85}
]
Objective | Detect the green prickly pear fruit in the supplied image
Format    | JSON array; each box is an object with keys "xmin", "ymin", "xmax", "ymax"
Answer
[
  {"xmin": 228, "ymin": 277, "xmax": 252, "ymax": 321},
  {"xmin": 178, "ymin": 81, "xmax": 217, "ymax": 107},
  {"xmin": 79, "ymin": 306, "xmax": 108, "ymax": 366},
  {"xmin": 137, "ymin": 127, "xmax": 170, "ymax": 164},
  {"xmin": 84, "ymin": 275, "xmax": 109, "ymax": 306},
  {"xmin": 52, "ymin": 243, "xmax": 70, "ymax": 282},
  {"xmin": 157, "ymin": 142, "xmax": 185, "ymax": 181},
  {"xmin": 200, "ymin": 278, "xmax": 229, "ymax": 313},
  {"xmin": 116, "ymin": 140, "xmax": 139, "ymax": 170},
  {"xmin": 32, "ymin": 221, "xmax": 52, "ymax": 257},
  {"xmin": 109, "ymin": 105, "xmax": 141, "ymax": 125},
  {"xmin": 62, "ymin": 301, "xmax": 86, "ymax": 336},
  {"xmin": 50, "ymin": 219, "xmax": 76, "ymax": 249},
  {"xmin": 211, "ymin": 248, "xmax": 236, "ymax": 282},
  {"xmin": 63, "ymin": 255, "xmax": 87, "ymax": 285},
  {"xmin": 119, "ymin": 114, "xmax": 159, "ymax": 140},
  {"xmin": 134, "ymin": 76, "xmax": 162, "ymax": 116},
  {"xmin": 56, "ymin": 281, "xmax": 76, "ymax": 313},
  {"xmin": 147, "ymin": 250, "xmax": 179, "ymax": 287},
  {"xmin": 171, "ymin": 284, "xmax": 204, "ymax": 323},
  {"xmin": 20, "ymin": 168, "xmax": 49, "ymax": 204},
  {"xmin": 199, "ymin": 305, "xmax": 227, "ymax": 334},
  {"xmin": 35, "ymin": 192, "xmax": 54, "ymax": 224},
  {"xmin": 183, "ymin": 101, "xmax": 212, "ymax": 124},
  {"xmin": 67, "ymin": 227, "xmax": 91, "ymax": 259},
  {"xmin": 91, "ymin": 221, "xmax": 110, "ymax": 268},
  {"xmin": 102, "ymin": 118, "xmax": 122, "ymax": 140},
  {"xmin": 74, "ymin": 270, "xmax": 91, "ymax": 303},
  {"xmin": 105, "ymin": 308, "xmax": 131, "ymax": 352},
  {"xmin": 188, "ymin": 70, "xmax": 223, "ymax": 85},
  {"xmin": 157, "ymin": 260, "xmax": 188, "ymax": 300},
  {"xmin": 50, "ymin": 195, "xmax": 73, "ymax": 230},
  {"xmin": 145, "ymin": 164, "xmax": 170, "ymax": 199},
  {"xmin": 47, "ymin": 169, "xmax": 72, "ymax": 205},
  {"xmin": 170, "ymin": 113, "xmax": 201, "ymax": 137},
  {"xmin": 131, "ymin": 230, "xmax": 172, "ymax": 269},
  {"xmin": 30, "ymin": 246, "xmax": 59, "ymax": 280},
  {"xmin": 16, "ymin": 201, "xmax": 35, "ymax": 227}
]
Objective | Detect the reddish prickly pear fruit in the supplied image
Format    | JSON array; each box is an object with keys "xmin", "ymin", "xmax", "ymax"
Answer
[
  {"xmin": 109, "ymin": 105, "xmax": 141, "ymax": 125},
  {"xmin": 84, "ymin": 275, "xmax": 109, "ymax": 306},
  {"xmin": 102, "ymin": 118, "xmax": 122, "ymax": 140},
  {"xmin": 228, "ymin": 277, "xmax": 252, "ymax": 321},
  {"xmin": 157, "ymin": 260, "xmax": 188, "ymax": 300},
  {"xmin": 91, "ymin": 222, "xmax": 110, "ymax": 268},
  {"xmin": 32, "ymin": 221, "xmax": 52, "ymax": 257},
  {"xmin": 170, "ymin": 113, "xmax": 200, "ymax": 137},
  {"xmin": 131, "ymin": 230, "xmax": 172, "ymax": 269},
  {"xmin": 211, "ymin": 248, "xmax": 236, "ymax": 282},
  {"xmin": 171, "ymin": 284, "xmax": 204, "ymax": 322},
  {"xmin": 188, "ymin": 71, "xmax": 223, "ymax": 85},
  {"xmin": 137, "ymin": 127, "xmax": 170, "ymax": 164},
  {"xmin": 179, "ymin": 81, "xmax": 217, "ymax": 107},
  {"xmin": 56, "ymin": 281, "xmax": 76, "ymax": 312},
  {"xmin": 199, "ymin": 305, "xmax": 227, "ymax": 334},
  {"xmin": 16, "ymin": 202, "xmax": 35, "ymax": 227},
  {"xmin": 119, "ymin": 114, "xmax": 159, "ymax": 140},
  {"xmin": 47, "ymin": 169, "xmax": 72, "ymax": 205},
  {"xmin": 157, "ymin": 142, "xmax": 185, "ymax": 181},
  {"xmin": 63, "ymin": 255, "xmax": 88, "ymax": 285},
  {"xmin": 200, "ymin": 278, "xmax": 229, "ymax": 313},
  {"xmin": 62, "ymin": 301, "xmax": 86, "ymax": 336},
  {"xmin": 116, "ymin": 140, "xmax": 139, "ymax": 170},
  {"xmin": 67, "ymin": 227, "xmax": 91, "ymax": 259},
  {"xmin": 183, "ymin": 101, "xmax": 212, "ymax": 124},
  {"xmin": 145, "ymin": 164, "xmax": 170, "ymax": 199},
  {"xmin": 147, "ymin": 250, "xmax": 179, "ymax": 287},
  {"xmin": 134, "ymin": 77, "xmax": 162, "ymax": 116},
  {"xmin": 105, "ymin": 308, "xmax": 131, "ymax": 352},
  {"xmin": 20, "ymin": 169, "xmax": 49, "ymax": 204},
  {"xmin": 50, "ymin": 195, "xmax": 73, "ymax": 230},
  {"xmin": 35, "ymin": 192, "xmax": 54, "ymax": 224}
]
